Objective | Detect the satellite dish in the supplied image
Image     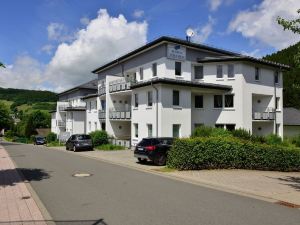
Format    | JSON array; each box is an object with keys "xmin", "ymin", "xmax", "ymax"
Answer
[{"xmin": 186, "ymin": 28, "xmax": 195, "ymax": 37}]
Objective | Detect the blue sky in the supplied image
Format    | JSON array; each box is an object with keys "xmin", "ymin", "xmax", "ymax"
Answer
[{"xmin": 0, "ymin": 0, "xmax": 299, "ymax": 91}]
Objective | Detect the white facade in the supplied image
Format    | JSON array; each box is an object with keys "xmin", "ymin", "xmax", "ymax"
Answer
[{"xmin": 51, "ymin": 37, "xmax": 286, "ymax": 146}]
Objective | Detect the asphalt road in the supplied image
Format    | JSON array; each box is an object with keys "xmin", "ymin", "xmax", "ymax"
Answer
[{"xmin": 2, "ymin": 142, "xmax": 300, "ymax": 225}]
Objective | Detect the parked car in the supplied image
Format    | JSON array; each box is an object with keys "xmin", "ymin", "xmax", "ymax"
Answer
[
  {"xmin": 134, "ymin": 137, "xmax": 174, "ymax": 166},
  {"xmin": 34, "ymin": 136, "xmax": 47, "ymax": 145},
  {"xmin": 66, "ymin": 134, "xmax": 93, "ymax": 152}
]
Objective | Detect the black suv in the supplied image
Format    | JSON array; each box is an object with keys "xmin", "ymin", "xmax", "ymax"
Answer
[
  {"xmin": 134, "ymin": 137, "xmax": 174, "ymax": 166},
  {"xmin": 34, "ymin": 136, "xmax": 47, "ymax": 145},
  {"xmin": 66, "ymin": 134, "xmax": 93, "ymax": 152}
]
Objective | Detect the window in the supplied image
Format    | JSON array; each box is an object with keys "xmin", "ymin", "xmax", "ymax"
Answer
[
  {"xmin": 225, "ymin": 94, "xmax": 234, "ymax": 108},
  {"xmin": 195, "ymin": 95, "xmax": 203, "ymax": 108},
  {"xmin": 274, "ymin": 71, "xmax": 279, "ymax": 84},
  {"xmin": 194, "ymin": 65, "xmax": 204, "ymax": 79},
  {"xmin": 226, "ymin": 124, "xmax": 235, "ymax": 131},
  {"xmin": 228, "ymin": 64, "xmax": 234, "ymax": 78},
  {"xmin": 101, "ymin": 122, "xmax": 106, "ymax": 130},
  {"xmin": 152, "ymin": 63, "xmax": 157, "ymax": 77},
  {"xmin": 276, "ymin": 97, "xmax": 280, "ymax": 110},
  {"xmin": 215, "ymin": 124, "xmax": 224, "ymax": 129},
  {"xmin": 101, "ymin": 100, "xmax": 106, "ymax": 110},
  {"xmin": 89, "ymin": 101, "xmax": 92, "ymax": 111},
  {"xmin": 140, "ymin": 67, "xmax": 144, "ymax": 80},
  {"xmin": 94, "ymin": 122, "xmax": 97, "ymax": 130},
  {"xmin": 214, "ymin": 95, "xmax": 223, "ymax": 108},
  {"xmin": 173, "ymin": 90, "xmax": 180, "ymax": 106},
  {"xmin": 134, "ymin": 93, "xmax": 139, "ymax": 108},
  {"xmin": 173, "ymin": 124, "xmax": 180, "ymax": 138},
  {"xmin": 134, "ymin": 123, "xmax": 138, "ymax": 138},
  {"xmin": 217, "ymin": 65, "xmax": 223, "ymax": 78},
  {"xmin": 255, "ymin": 67, "xmax": 260, "ymax": 81},
  {"xmin": 175, "ymin": 61, "xmax": 181, "ymax": 76},
  {"xmin": 147, "ymin": 124, "xmax": 153, "ymax": 137},
  {"xmin": 95, "ymin": 101, "xmax": 97, "ymax": 110},
  {"xmin": 89, "ymin": 121, "xmax": 91, "ymax": 132},
  {"xmin": 147, "ymin": 91, "xmax": 153, "ymax": 107}
]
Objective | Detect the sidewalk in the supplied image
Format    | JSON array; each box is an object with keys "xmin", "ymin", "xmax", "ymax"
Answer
[
  {"xmin": 0, "ymin": 144, "xmax": 47, "ymax": 225},
  {"xmin": 51, "ymin": 147, "xmax": 300, "ymax": 207}
]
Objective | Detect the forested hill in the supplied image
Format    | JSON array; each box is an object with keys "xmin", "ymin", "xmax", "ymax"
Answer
[
  {"xmin": 263, "ymin": 42, "xmax": 300, "ymax": 109},
  {"xmin": 0, "ymin": 87, "xmax": 58, "ymax": 105}
]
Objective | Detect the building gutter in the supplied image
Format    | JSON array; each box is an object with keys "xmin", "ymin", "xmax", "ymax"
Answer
[{"xmin": 151, "ymin": 81, "xmax": 159, "ymax": 138}]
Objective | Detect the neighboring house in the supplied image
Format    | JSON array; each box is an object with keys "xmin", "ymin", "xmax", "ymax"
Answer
[
  {"xmin": 51, "ymin": 79, "xmax": 98, "ymax": 140},
  {"xmin": 51, "ymin": 36, "xmax": 289, "ymax": 147},
  {"xmin": 283, "ymin": 107, "xmax": 300, "ymax": 137}
]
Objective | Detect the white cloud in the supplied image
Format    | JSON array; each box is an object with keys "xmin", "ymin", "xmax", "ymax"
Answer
[
  {"xmin": 191, "ymin": 16, "xmax": 215, "ymax": 43},
  {"xmin": 228, "ymin": 0, "xmax": 300, "ymax": 50},
  {"xmin": 241, "ymin": 49, "xmax": 261, "ymax": 58},
  {"xmin": 0, "ymin": 9, "xmax": 148, "ymax": 92},
  {"xmin": 132, "ymin": 9, "xmax": 145, "ymax": 19},
  {"xmin": 47, "ymin": 22, "xmax": 74, "ymax": 42},
  {"xmin": 41, "ymin": 44, "xmax": 54, "ymax": 55},
  {"xmin": 80, "ymin": 16, "xmax": 90, "ymax": 25},
  {"xmin": 208, "ymin": 0, "xmax": 234, "ymax": 12}
]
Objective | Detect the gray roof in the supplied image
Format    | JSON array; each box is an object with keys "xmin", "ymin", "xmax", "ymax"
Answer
[
  {"xmin": 58, "ymin": 79, "xmax": 98, "ymax": 96},
  {"xmin": 283, "ymin": 107, "xmax": 300, "ymax": 126}
]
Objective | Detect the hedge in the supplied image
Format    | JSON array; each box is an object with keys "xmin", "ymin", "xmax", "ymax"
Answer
[{"xmin": 167, "ymin": 137, "xmax": 300, "ymax": 172}]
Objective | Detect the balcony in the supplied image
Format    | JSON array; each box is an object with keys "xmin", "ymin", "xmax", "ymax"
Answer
[
  {"xmin": 57, "ymin": 120, "xmax": 66, "ymax": 127},
  {"xmin": 109, "ymin": 107, "xmax": 131, "ymax": 120},
  {"xmin": 109, "ymin": 78, "xmax": 136, "ymax": 93},
  {"xmin": 98, "ymin": 86, "xmax": 106, "ymax": 96},
  {"xmin": 98, "ymin": 110, "xmax": 106, "ymax": 120},
  {"xmin": 252, "ymin": 107, "xmax": 275, "ymax": 120},
  {"xmin": 58, "ymin": 103, "xmax": 69, "ymax": 111}
]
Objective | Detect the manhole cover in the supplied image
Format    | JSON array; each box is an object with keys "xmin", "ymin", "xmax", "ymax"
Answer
[
  {"xmin": 21, "ymin": 196, "xmax": 31, "ymax": 200},
  {"xmin": 72, "ymin": 173, "xmax": 92, "ymax": 177}
]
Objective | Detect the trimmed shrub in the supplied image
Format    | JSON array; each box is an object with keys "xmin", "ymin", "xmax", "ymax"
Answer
[
  {"xmin": 95, "ymin": 144, "xmax": 124, "ymax": 151},
  {"xmin": 46, "ymin": 132, "xmax": 57, "ymax": 143},
  {"xmin": 89, "ymin": 130, "xmax": 108, "ymax": 146},
  {"xmin": 167, "ymin": 137, "xmax": 300, "ymax": 171},
  {"xmin": 192, "ymin": 126, "xmax": 231, "ymax": 138},
  {"xmin": 265, "ymin": 134, "xmax": 282, "ymax": 145}
]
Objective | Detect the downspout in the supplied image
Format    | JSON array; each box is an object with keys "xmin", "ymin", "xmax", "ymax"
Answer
[
  {"xmin": 151, "ymin": 81, "xmax": 159, "ymax": 138},
  {"xmin": 274, "ymin": 68, "xmax": 278, "ymax": 135}
]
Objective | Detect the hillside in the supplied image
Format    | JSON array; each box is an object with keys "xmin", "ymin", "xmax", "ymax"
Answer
[
  {"xmin": 0, "ymin": 87, "xmax": 58, "ymax": 113},
  {"xmin": 263, "ymin": 42, "xmax": 300, "ymax": 109}
]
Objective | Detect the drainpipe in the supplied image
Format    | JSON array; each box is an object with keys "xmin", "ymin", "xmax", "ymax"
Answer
[
  {"xmin": 274, "ymin": 68, "xmax": 278, "ymax": 135},
  {"xmin": 151, "ymin": 81, "xmax": 159, "ymax": 138}
]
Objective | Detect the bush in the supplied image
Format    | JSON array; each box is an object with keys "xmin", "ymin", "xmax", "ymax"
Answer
[
  {"xmin": 46, "ymin": 132, "xmax": 57, "ymax": 143},
  {"xmin": 89, "ymin": 130, "xmax": 108, "ymax": 146},
  {"xmin": 167, "ymin": 137, "xmax": 300, "ymax": 172},
  {"xmin": 4, "ymin": 130, "xmax": 15, "ymax": 139},
  {"xmin": 95, "ymin": 144, "xmax": 124, "ymax": 151},
  {"xmin": 231, "ymin": 128, "xmax": 251, "ymax": 140},
  {"xmin": 265, "ymin": 134, "xmax": 282, "ymax": 145},
  {"xmin": 290, "ymin": 135, "xmax": 300, "ymax": 147},
  {"xmin": 192, "ymin": 126, "xmax": 231, "ymax": 138}
]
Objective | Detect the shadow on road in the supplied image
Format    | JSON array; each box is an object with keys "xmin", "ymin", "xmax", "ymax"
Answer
[
  {"xmin": 0, "ymin": 168, "xmax": 51, "ymax": 186},
  {"xmin": 0, "ymin": 219, "xmax": 108, "ymax": 225}
]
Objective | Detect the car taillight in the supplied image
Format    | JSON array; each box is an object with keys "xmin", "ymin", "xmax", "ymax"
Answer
[{"xmin": 145, "ymin": 145, "xmax": 156, "ymax": 151}]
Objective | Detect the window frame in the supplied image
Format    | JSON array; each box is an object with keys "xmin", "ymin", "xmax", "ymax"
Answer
[
  {"xmin": 152, "ymin": 63, "xmax": 157, "ymax": 77},
  {"xmin": 217, "ymin": 65, "xmax": 223, "ymax": 79},
  {"xmin": 274, "ymin": 71, "xmax": 279, "ymax": 84},
  {"xmin": 194, "ymin": 95, "xmax": 203, "ymax": 108},
  {"xmin": 194, "ymin": 65, "xmax": 204, "ymax": 80},
  {"xmin": 214, "ymin": 95, "xmax": 223, "ymax": 108},
  {"xmin": 227, "ymin": 64, "xmax": 235, "ymax": 78},
  {"xmin": 172, "ymin": 124, "xmax": 181, "ymax": 138},
  {"xmin": 134, "ymin": 93, "xmax": 139, "ymax": 108},
  {"xmin": 134, "ymin": 123, "xmax": 138, "ymax": 138},
  {"xmin": 140, "ymin": 67, "xmax": 144, "ymax": 80},
  {"xmin": 255, "ymin": 67, "xmax": 260, "ymax": 81},
  {"xmin": 172, "ymin": 90, "xmax": 180, "ymax": 106},
  {"xmin": 147, "ymin": 91, "xmax": 153, "ymax": 107},
  {"xmin": 224, "ymin": 94, "xmax": 234, "ymax": 108},
  {"xmin": 175, "ymin": 61, "xmax": 182, "ymax": 76},
  {"xmin": 147, "ymin": 124, "xmax": 153, "ymax": 137}
]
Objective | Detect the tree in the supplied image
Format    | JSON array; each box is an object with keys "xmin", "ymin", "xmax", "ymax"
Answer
[
  {"xmin": 0, "ymin": 62, "xmax": 5, "ymax": 68},
  {"xmin": 277, "ymin": 9, "xmax": 300, "ymax": 65},
  {"xmin": 0, "ymin": 102, "xmax": 13, "ymax": 131}
]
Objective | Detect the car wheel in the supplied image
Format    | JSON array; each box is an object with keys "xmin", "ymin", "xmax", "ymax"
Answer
[
  {"xmin": 138, "ymin": 158, "xmax": 147, "ymax": 163},
  {"xmin": 73, "ymin": 145, "xmax": 77, "ymax": 152},
  {"xmin": 154, "ymin": 153, "xmax": 166, "ymax": 166}
]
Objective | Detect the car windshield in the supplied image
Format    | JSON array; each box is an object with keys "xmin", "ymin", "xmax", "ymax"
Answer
[
  {"xmin": 138, "ymin": 139, "xmax": 159, "ymax": 146},
  {"xmin": 36, "ymin": 137, "xmax": 44, "ymax": 141},
  {"xmin": 77, "ymin": 135, "xmax": 91, "ymax": 140}
]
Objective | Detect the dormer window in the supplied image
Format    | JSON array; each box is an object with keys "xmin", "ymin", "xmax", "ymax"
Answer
[
  {"xmin": 228, "ymin": 64, "xmax": 234, "ymax": 78},
  {"xmin": 217, "ymin": 65, "xmax": 223, "ymax": 78}
]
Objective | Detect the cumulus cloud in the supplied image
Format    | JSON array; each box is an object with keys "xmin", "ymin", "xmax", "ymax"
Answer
[
  {"xmin": 228, "ymin": 0, "xmax": 300, "ymax": 50},
  {"xmin": 191, "ymin": 16, "xmax": 215, "ymax": 43},
  {"xmin": 241, "ymin": 49, "xmax": 262, "ymax": 58},
  {"xmin": 41, "ymin": 44, "xmax": 55, "ymax": 55},
  {"xmin": 80, "ymin": 16, "xmax": 90, "ymax": 25},
  {"xmin": 0, "ymin": 9, "xmax": 148, "ymax": 92},
  {"xmin": 47, "ymin": 22, "xmax": 74, "ymax": 42},
  {"xmin": 132, "ymin": 9, "xmax": 144, "ymax": 19}
]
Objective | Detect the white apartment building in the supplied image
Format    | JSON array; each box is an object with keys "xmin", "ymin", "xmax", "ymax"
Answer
[
  {"xmin": 51, "ymin": 80, "xmax": 98, "ymax": 140},
  {"xmin": 52, "ymin": 36, "xmax": 289, "ymax": 146}
]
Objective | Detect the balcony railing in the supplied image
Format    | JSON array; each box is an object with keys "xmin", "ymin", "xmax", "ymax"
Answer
[
  {"xmin": 98, "ymin": 86, "xmax": 106, "ymax": 96},
  {"xmin": 57, "ymin": 120, "xmax": 66, "ymax": 127},
  {"xmin": 252, "ymin": 107, "xmax": 275, "ymax": 120},
  {"xmin": 109, "ymin": 78, "xmax": 136, "ymax": 93},
  {"xmin": 98, "ymin": 110, "xmax": 106, "ymax": 120},
  {"xmin": 109, "ymin": 107, "xmax": 131, "ymax": 120}
]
